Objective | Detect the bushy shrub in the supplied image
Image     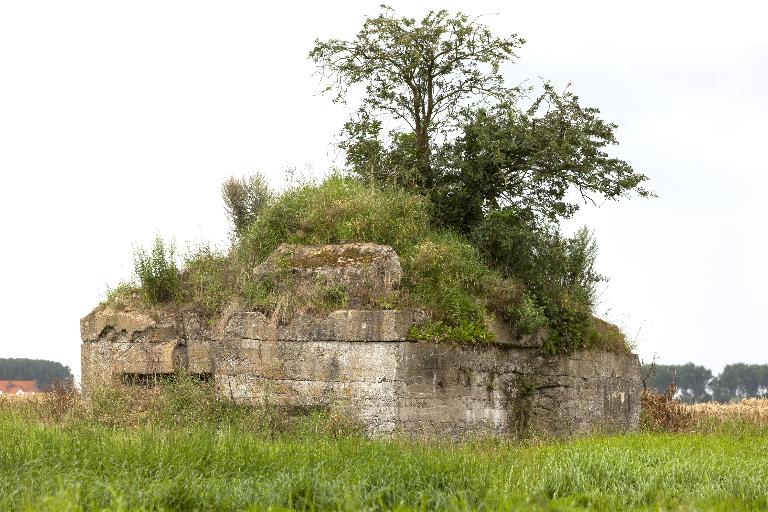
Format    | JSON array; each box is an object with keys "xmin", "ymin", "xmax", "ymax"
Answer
[
  {"xmin": 222, "ymin": 173, "xmax": 273, "ymax": 236},
  {"xmin": 133, "ymin": 236, "xmax": 181, "ymax": 305},
  {"xmin": 471, "ymin": 210, "xmax": 604, "ymax": 307},
  {"xmin": 483, "ymin": 277, "xmax": 547, "ymax": 336},
  {"xmin": 470, "ymin": 209, "xmax": 622, "ymax": 352}
]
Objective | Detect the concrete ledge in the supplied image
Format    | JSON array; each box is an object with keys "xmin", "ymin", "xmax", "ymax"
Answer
[
  {"xmin": 225, "ymin": 310, "xmax": 427, "ymax": 342},
  {"xmin": 80, "ymin": 307, "xmax": 158, "ymax": 342}
]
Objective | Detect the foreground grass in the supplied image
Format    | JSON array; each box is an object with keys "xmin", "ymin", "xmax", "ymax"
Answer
[{"xmin": 1, "ymin": 411, "xmax": 767, "ymax": 511}]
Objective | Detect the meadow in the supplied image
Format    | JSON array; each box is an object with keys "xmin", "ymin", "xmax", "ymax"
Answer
[{"xmin": 1, "ymin": 381, "xmax": 767, "ymax": 511}]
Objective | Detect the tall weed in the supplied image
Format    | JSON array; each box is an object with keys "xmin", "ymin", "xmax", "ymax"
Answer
[{"xmin": 133, "ymin": 236, "xmax": 181, "ymax": 305}]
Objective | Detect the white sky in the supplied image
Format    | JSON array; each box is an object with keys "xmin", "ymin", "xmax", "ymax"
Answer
[{"xmin": 1, "ymin": 1, "xmax": 766, "ymax": 379}]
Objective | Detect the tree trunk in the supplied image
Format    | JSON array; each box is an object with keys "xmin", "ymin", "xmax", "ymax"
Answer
[{"xmin": 415, "ymin": 127, "xmax": 432, "ymax": 190}]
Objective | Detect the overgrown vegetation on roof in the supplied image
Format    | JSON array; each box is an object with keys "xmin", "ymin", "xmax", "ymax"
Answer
[{"xmin": 108, "ymin": 174, "xmax": 629, "ymax": 353}]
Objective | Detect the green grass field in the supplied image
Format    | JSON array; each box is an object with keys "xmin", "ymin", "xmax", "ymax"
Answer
[{"xmin": 1, "ymin": 408, "xmax": 767, "ymax": 511}]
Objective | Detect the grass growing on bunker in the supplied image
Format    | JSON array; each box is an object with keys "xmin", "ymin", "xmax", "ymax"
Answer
[
  {"xmin": 1, "ymin": 383, "xmax": 768, "ymax": 511},
  {"xmin": 106, "ymin": 175, "xmax": 630, "ymax": 353}
]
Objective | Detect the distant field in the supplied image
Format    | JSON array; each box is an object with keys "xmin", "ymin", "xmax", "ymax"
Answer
[{"xmin": 1, "ymin": 385, "xmax": 767, "ymax": 511}]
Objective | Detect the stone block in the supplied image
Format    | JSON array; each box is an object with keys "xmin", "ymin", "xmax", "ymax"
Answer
[
  {"xmin": 253, "ymin": 243, "xmax": 402, "ymax": 303},
  {"xmin": 80, "ymin": 306, "xmax": 158, "ymax": 342},
  {"xmin": 109, "ymin": 340, "xmax": 179, "ymax": 374},
  {"xmin": 187, "ymin": 339, "xmax": 213, "ymax": 374}
]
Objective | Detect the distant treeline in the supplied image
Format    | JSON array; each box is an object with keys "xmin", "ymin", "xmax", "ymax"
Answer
[
  {"xmin": 0, "ymin": 358, "xmax": 73, "ymax": 390},
  {"xmin": 642, "ymin": 363, "xmax": 768, "ymax": 403}
]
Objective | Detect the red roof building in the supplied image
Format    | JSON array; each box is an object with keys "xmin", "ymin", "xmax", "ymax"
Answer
[{"xmin": 0, "ymin": 380, "xmax": 39, "ymax": 394}]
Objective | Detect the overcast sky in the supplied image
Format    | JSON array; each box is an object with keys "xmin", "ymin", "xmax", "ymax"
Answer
[{"xmin": 1, "ymin": 1, "xmax": 766, "ymax": 380}]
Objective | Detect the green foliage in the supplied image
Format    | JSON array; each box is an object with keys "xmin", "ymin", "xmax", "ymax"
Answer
[
  {"xmin": 236, "ymin": 179, "xmax": 494, "ymax": 337},
  {"xmin": 221, "ymin": 173, "xmax": 273, "ymax": 236},
  {"xmin": 340, "ymin": 112, "xmax": 423, "ymax": 188},
  {"xmin": 513, "ymin": 293, "xmax": 549, "ymax": 336},
  {"xmin": 585, "ymin": 316, "xmax": 631, "ymax": 353},
  {"xmin": 311, "ymin": 6, "xmax": 523, "ymax": 188},
  {"xmin": 236, "ymin": 175, "xmax": 430, "ymax": 268},
  {"xmin": 241, "ymin": 279, "xmax": 278, "ymax": 313},
  {"xmin": 403, "ymin": 233, "xmax": 490, "ymax": 329},
  {"xmin": 101, "ymin": 7, "xmax": 645, "ymax": 353},
  {"xmin": 2, "ymin": 399, "xmax": 768, "ymax": 511},
  {"xmin": 408, "ymin": 320, "xmax": 495, "ymax": 344},
  {"xmin": 179, "ymin": 245, "xmax": 233, "ymax": 319},
  {"xmin": 434, "ymin": 85, "xmax": 653, "ymax": 232},
  {"xmin": 472, "ymin": 211, "xmax": 604, "ymax": 308},
  {"xmin": 711, "ymin": 364, "xmax": 768, "ymax": 403},
  {"xmin": 102, "ymin": 282, "xmax": 141, "ymax": 310},
  {"xmin": 111, "ymin": 174, "xmax": 627, "ymax": 349},
  {"xmin": 319, "ymin": 285, "xmax": 349, "ymax": 311},
  {"xmin": 0, "ymin": 358, "xmax": 73, "ymax": 390},
  {"xmin": 483, "ymin": 277, "xmax": 547, "ymax": 336},
  {"xmin": 312, "ymin": 7, "xmax": 651, "ymax": 231},
  {"xmin": 540, "ymin": 300, "xmax": 592, "ymax": 355},
  {"xmin": 471, "ymin": 209, "xmax": 623, "ymax": 352},
  {"xmin": 226, "ymin": 178, "xmax": 506, "ymax": 338},
  {"xmin": 372, "ymin": 292, "xmax": 400, "ymax": 310},
  {"xmin": 304, "ymin": 6, "xmax": 649, "ymax": 352},
  {"xmin": 133, "ymin": 236, "xmax": 181, "ymax": 305}
]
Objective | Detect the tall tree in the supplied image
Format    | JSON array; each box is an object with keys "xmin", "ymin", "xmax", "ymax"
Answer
[
  {"xmin": 311, "ymin": 6, "xmax": 651, "ymax": 232},
  {"xmin": 310, "ymin": 6, "xmax": 523, "ymax": 189}
]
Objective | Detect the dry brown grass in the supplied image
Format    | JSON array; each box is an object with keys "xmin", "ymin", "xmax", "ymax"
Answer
[
  {"xmin": 641, "ymin": 386, "xmax": 694, "ymax": 432},
  {"xmin": 642, "ymin": 384, "xmax": 768, "ymax": 432},
  {"xmin": 0, "ymin": 393, "xmax": 45, "ymax": 405},
  {"xmin": 687, "ymin": 398, "xmax": 768, "ymax": 425}
]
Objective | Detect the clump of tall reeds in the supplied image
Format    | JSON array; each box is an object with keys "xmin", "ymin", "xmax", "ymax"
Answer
[{"xmin": 641, "ymin": 384, "xmax": 694, "ymax": 432}]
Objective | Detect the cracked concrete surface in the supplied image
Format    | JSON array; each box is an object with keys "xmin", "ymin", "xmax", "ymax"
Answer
[
  {"xmin": 81, "ymin": 306, "xmax": 640, "ymax": 437},
  {"xmin": 80, "ymin": 243, "xmax": 639, "ymax": 437}
]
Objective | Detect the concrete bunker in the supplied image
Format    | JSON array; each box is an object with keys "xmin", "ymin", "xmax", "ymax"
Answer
[{"xmin": 81, "ymin": 243, "xmax": 640, "ymax": 436}]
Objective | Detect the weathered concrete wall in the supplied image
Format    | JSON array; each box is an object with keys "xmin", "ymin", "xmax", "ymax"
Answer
[
  {"xmin": 80, "ymin": 308, "xmax": 213, "ymax": 390},
  {"xmin": 393, "ymin": 343, "xmax": 639, "ymax": 436},
  {"xmin": 80, "ymin": 243, "xmax": 640, "ymax": 437},
  {"xmin": 213, "ymin": 322, "xmax": 639, "ymax": 437},
  {"xmin": 81, "ymin": 306, "xmax": 640, "ymax": 437}
]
